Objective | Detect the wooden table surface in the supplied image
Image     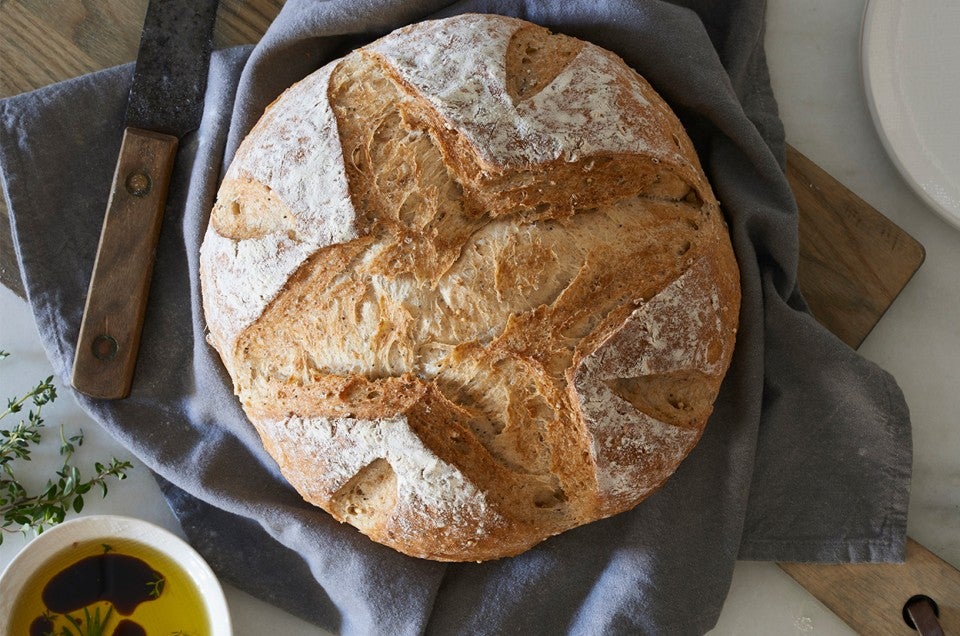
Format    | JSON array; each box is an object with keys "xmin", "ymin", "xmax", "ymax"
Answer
[{"xmin": 0, "ymin": 0, "xmax": 284, "ymax": 297}]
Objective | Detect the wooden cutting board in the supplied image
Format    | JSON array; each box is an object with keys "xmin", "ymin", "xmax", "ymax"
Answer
[
  {"xmin": 0, "ymin": 2, "xmax": 955, "ymax": 633},
  {"xmin": 788, "ymin": 146, "xmax": 925, "ymax": 349},
  {"xmin": 782, "ymin": 147, "xmax": 959, "ymax": 635}
]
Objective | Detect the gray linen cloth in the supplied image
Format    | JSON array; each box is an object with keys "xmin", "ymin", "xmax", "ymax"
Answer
[{"xmin": 0, "ymin": 0, "xmax": 911, "ymax": 633}]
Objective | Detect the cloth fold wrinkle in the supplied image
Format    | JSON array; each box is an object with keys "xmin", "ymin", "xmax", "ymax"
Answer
[{"xmin": 0, "ymin": 1, "xmax": 911, "ymax": 634}]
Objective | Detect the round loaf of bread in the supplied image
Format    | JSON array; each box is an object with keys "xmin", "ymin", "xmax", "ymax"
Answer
[{"xmin": 200, "ymin": 14, "xmax": 740, "ymax": 561}]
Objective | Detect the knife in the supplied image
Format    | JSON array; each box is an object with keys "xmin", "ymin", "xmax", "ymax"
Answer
[{"xmin": 72, "ymin": 0, "xmax": 219, "ymax": 399}]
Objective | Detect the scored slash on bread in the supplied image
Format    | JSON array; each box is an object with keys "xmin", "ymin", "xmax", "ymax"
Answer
[{"xmin": 200, "ymin": 14, "xmax": 740, "ymax": 561}]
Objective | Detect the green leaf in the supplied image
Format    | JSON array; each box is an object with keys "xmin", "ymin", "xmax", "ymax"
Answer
[
  {"xmin": 0, "ymin": 353, "xmax": 131, "ymax": 538},
  {"xmin": 42, "ymin": 482, "xmax": 57, "ymax": 499}
]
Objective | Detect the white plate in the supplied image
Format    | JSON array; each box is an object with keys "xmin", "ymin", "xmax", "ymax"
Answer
[
  {"xmin": 861, "ymin": 0, "xmax": 960, "ymax": 230},
  {"xmin": 0, "ymin": 515, "xmax": 231, "ymax": 635}
]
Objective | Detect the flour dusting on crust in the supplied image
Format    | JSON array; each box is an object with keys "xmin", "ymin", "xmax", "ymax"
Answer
[
  {"xmin": 200, "ymin": 228, "xmax": 318, "ymax": 357},
  {"xmin": 590, "ymin": 257, "xmax": 730, "ymax": 379},
  {"xmin": 371, "ymin": 14, "xmax": 684, "ymax": 166},
  {"xmin": 226, "ymin": 61, "xmax": 358, "ymax": 248},
  {"xmin": 264, "ymin": 415, "xmax": 495, "ymax": 532},
  {"xmin": 573, "ymin": 258, "xmax": 730, "ymax": 505},
  {"xmin": 201, "ymin": 61, "xmax": 361, "ymax": 356}
]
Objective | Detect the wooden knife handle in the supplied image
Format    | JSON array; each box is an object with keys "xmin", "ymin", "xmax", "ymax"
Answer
[{"xmin": 72, "ymin": 127, "xmax": 179, "ymax": 399}]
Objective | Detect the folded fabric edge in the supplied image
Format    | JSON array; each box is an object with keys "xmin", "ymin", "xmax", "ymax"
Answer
[{"xmin": 156, "ymin": 475, "xmax": 344, "ymax": 633}]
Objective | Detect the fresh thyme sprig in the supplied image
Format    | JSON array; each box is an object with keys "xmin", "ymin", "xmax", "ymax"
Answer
[
  {"xmin": 0, "ymin": 350, "xmax": 133, "ymax": 544},
  {"xmin": 147, "ymin": 573, "xmax": 166, "ymax": 599},
  {"xmin": 62, "ymin": 604, "xmax": 115, "ymax": 636}
]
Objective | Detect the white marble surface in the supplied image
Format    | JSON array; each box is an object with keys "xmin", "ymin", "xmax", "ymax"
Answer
[{"xmin": 1, "ymin": 0, "xmax": 957, "ymax": 633}]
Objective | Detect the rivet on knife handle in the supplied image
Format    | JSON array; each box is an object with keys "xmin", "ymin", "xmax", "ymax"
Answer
[{"xmin": 72, "ymin": 128, "xmax": 178, "ymax": 399}]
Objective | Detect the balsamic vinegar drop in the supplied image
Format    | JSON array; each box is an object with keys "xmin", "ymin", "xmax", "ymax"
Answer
[{"xmin": 11, "ymin": 538, "xmax": 210, "ymax": 635}]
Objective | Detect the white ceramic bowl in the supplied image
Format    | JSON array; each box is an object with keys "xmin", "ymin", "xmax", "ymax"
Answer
[{"xmin": 0, "ymin": 515, "xmax": 231, "ymax": 635}]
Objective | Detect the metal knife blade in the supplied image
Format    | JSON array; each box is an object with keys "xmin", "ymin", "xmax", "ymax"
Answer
[
  {"xmin": 126, "ymin": 0, "xmax": 219, "ymax": 136},
  {"xmin": 72, "ymin": 0, "xmax": 219, "ymax": 399}
]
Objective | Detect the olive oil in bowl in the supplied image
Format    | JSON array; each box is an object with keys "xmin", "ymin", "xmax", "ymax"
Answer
[
  {"xmin": 11, "ymin": 538, "xmax": 210, "ymax": 635},
  {"xmin": 0, "ymin": 516, "xmax": 231, "ymax": 636}
]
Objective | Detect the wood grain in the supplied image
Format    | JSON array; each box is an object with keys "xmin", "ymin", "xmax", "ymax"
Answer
[
  {"xmin": 789, "ymin": 145, "xmax": 925, "ymax": 348},
  {"xmin": 780, "ymin": 539, "xmax": 960, "ymax": 635},
  {"xmin": 71, "ymin": 127, "xmax": 178, "ymax": 399}
]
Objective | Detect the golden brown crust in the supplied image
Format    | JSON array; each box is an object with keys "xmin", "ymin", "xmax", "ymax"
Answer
[{"xmin": 199, "ymin": 14, "xmax": 740, "ymax": 561}]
